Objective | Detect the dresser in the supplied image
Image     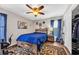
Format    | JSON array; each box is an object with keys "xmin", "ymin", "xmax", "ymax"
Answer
[
  {"xmin": 35, "ymin": 28, "xmax": 54, "ymax": 42},
  {"xmin": 48, "ymin": 35, "xmax": 54, "ymax": 42}
]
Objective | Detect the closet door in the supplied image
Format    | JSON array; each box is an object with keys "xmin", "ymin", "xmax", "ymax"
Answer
[{"xmin": 0, "ymin": 13, "xmax": 7, "ymax": 43}]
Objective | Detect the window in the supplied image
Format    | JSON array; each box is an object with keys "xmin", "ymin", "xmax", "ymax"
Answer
[
  {"xmin": 54, "ymin": 20, "xmax": 58, "ymax": 28},
  {"xmin": 51, "ymin": 19, "xmax": 62, "ymax": 42},
  {"xmin": 0, "ymin": 13, "xmax": 7, "ymax": 42}
]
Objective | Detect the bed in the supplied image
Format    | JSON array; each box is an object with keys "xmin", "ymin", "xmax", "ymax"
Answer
[
  {"xmin": 17, "ymin": 32, "xmax": 48, "ymax": 45},
  {"xmin": 16, "ymin": 28, "xmax": 48, "ymax": 53}
]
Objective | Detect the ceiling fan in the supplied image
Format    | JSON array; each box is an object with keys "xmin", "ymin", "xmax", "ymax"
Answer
[{"xmin": 26, "ymin": 4, "xmax": 45, "ymax": 17}]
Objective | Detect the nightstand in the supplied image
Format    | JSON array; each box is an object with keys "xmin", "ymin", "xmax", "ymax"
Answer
[{"xmin": 48, "ymin": 35, "xmax": 54, "ymax": 42}]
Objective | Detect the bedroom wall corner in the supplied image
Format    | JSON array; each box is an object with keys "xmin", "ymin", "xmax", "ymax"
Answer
[{"xmin": 0, "ymin": 8, "xmax": 35, "ymax": 46}]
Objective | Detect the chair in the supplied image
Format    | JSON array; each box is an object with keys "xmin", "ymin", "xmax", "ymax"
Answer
[{"xmin": 1, "ymin": 34, "xmax": 13, "ymax": 54}]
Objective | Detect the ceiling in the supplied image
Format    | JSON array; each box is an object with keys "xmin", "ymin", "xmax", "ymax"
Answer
[{"xmin": 0, "ymin": 4, "xmax": 70, "ymax": 20}]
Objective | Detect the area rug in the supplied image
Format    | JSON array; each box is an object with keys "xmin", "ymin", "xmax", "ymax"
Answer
[{"xmin": 7, "ymin": 42, "xmax": 70, "ymax": 55}]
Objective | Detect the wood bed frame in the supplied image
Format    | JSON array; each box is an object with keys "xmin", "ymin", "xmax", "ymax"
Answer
[
  {"xmin": 35, "ymin": 28, "xmax": 48, "ymax": 34},
  {"xmin": 17, "ymin": 28, "xmax": 49, "ymax": 54}
]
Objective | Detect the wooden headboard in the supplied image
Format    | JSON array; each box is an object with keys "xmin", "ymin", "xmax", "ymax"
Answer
[{"xmin": 35, "ymin": 28, "xmax": 48, "ymax": 34}]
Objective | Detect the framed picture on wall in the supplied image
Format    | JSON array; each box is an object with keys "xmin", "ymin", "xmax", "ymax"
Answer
[{"xmin": 17, "ymin": 21, "xmax": 27, "ymax": 29}]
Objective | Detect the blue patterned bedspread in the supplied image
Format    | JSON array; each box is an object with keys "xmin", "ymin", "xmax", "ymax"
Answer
[{"xmin": 17, "ymin": 32, "xmax": 48, "ymax": 45}]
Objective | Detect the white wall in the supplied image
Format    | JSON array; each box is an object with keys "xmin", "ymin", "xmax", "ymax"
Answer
[
  {"xmin": 0, "ymin": 8, "xmax": 34, "ymax": 46},
  {"xmin": 33, "ymin": 16, "xmax": 62, "ymax": 34},
  {"xmin": 63, "ymin": 4, "xmax": 78, "ymax": 54}
]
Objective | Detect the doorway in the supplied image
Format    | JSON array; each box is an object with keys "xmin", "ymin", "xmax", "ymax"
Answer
[{"xmin": 72, "ymin": 5, "xmax": 79, "ymax": 55}]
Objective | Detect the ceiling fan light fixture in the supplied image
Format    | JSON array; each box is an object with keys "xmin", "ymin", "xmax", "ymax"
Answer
[
  {"xmin": 33, "ymin": 11, "xmax": 39, "ymax": 16},
  {"xmin": 26, "ymin": 4, "xmax": 44, "ymax": 17}
]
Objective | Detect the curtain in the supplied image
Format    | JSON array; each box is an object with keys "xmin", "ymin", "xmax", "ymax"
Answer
[
  {"xmin": 0, "ymin": 13, "xmax": 7, "ymax": 42},
  {"xmin": 58, "ymin": 19, "xmax": 61, "ymax": 38},
  {"xmin": 56, "ymin": 19, "xmax": 62, "ymax": 42},
  {"xmin": 50, "ymin": 20, "xmax": 54, "ymax": 35},
  {"xmin": 51, "ymin": 20, "xmax": 54, "ymax": 27}
]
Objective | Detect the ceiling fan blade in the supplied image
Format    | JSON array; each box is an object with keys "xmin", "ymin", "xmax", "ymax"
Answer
[
  {"xmin": 39, "ymin": 12, "xmax": 45, "ymax": 15},
  {"xmin": 26, "ymin": 12, "xmax": 32, "ymax": 14},
  {"xmin": 38, "ymin": 5, "xmax": 44, "ymax": 10},
  {"xmin": 26, "ymin": 4, "xmax": 32, "ymax": 9}
]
